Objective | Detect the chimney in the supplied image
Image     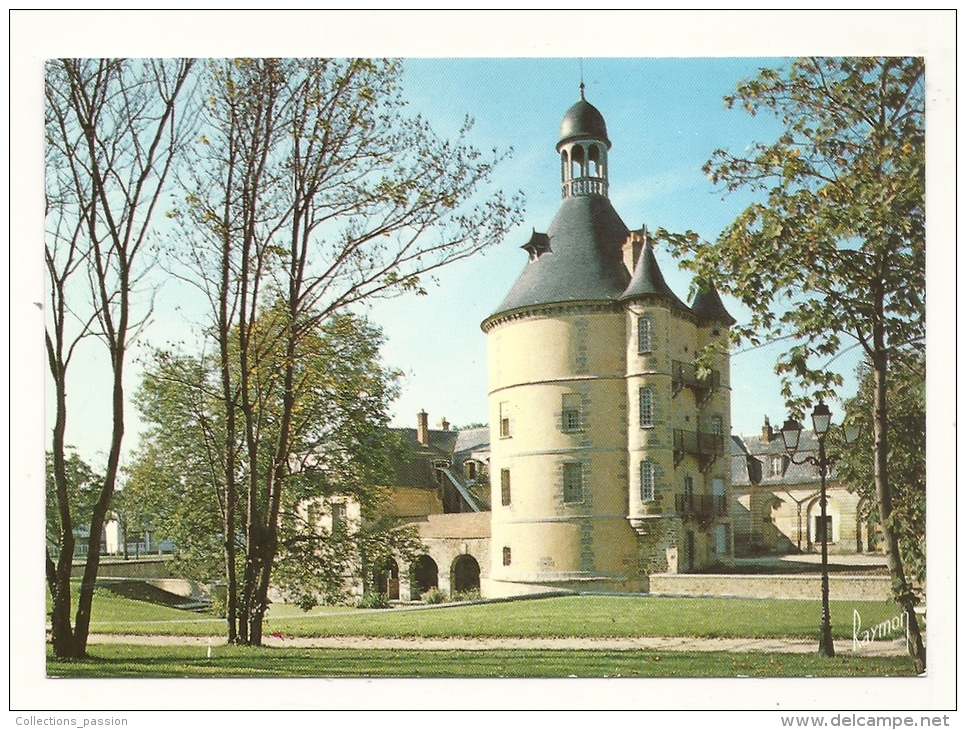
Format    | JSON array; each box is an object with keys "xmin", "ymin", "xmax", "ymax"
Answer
[
  {"xmin": 440, "ymin": 417, "xmax": 450, "ymax": 431},
  {"xmin": 417, "ymin": 410, "xmax": 429, "ymax": 445},
  {"xmin": 762, "ymin": 416, "xmax": 774, "ymax": 443},
  {"xmin": 622, "ymin": 226, "xmax": 647, "ymax": 273}
]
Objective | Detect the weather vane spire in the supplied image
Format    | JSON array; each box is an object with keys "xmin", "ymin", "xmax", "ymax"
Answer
[{"xmin": 579, "ymin": 58, "xmax": 585, "ymax": 99}]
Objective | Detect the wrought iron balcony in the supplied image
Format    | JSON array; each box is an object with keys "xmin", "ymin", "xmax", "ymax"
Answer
[
  {"xmin": 675, "ymin": 493, "xmax": 728, "ymax": 525},
  {"xmin": 673, "ymin": 428, "xmax": 725, "ymax": 472},
  {"xmin": 672, "ymin": 360, "xmax": 720, "ymax": 403}
]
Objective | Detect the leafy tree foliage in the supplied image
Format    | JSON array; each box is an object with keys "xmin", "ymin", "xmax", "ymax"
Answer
[
  {"xmin": 129, "ymin": 311, "xmax": 409, "ymax": 611},
  {"xmin": 657, "ymin": 57, "xmax": 925, "ymax": 671},
  {"xmin": 837, "ymin": 355, "xmax": 925, "ymax": 589},
  {"xmin": 158, "ymin": 58, "xmax": 521, "ymax": 644},
  {"xmin": 45, "ymin": 450, "xmax": 101, "ymax": 551}
]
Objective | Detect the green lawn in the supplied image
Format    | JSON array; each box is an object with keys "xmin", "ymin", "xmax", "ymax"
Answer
[
  {"xmin": 69, "ymin": 592, "xmax": 908, "ymax": 641},
  {"xmin": 47, "ymin": 643, "xmax": 917, "ymax": 678}
]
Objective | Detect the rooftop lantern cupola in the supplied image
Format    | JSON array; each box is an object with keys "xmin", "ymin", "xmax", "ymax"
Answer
[{"xmin": 557, "ymin": 83, "xmax": 611, "ymax": 200}]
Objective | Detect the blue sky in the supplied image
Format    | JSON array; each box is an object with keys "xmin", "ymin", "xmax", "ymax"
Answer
[
  {"xmin": 366, "ymin": 56, "xmax": 864, "ymax": 437},
  {"xmin": 21, "ymin": 14, "xmax": 950, "ymax": 465}
]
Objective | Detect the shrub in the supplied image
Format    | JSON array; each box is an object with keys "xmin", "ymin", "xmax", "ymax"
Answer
[
  {"xmin": 356, "ymin": 592, "xmax": 391, "ymax": 609},
  {"xmin": 451, "ymin": 588, "xmax": 481, "ymax": 603},
  {"xmin": 421, "ymin": 588, "xmax": 447, "ymax": 604}
]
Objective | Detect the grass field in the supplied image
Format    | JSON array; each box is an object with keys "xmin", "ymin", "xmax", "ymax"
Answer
[
  {"xmin": 47, "ymin": 643, "xmax": 917, "ymax": 678},
  {"xmin": 46, "ymin": 586, "xmax": 918, "ymax": 678},
  {"xmin": 70, "ymin": 589, "xmax": 908, "ymax": 641}
]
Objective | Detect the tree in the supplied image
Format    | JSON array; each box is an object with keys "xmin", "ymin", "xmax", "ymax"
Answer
[
  {"xmin": 837, "ymin": 354, "xmax": 925, "ymax": 589},
  {"xmin": 44, "ymin": 58, "xmax": 195, "ymax": 658},
  {"xmin": 165, "ymin": 58, "xmax": 521, "ymax": 644},
  {"xmin": 657, "ymin": 57, "xmax": 925, "ymax": 671},
  {"xmin": 129, "ymin": 311, "xmax": 410, "ymax": 619}
]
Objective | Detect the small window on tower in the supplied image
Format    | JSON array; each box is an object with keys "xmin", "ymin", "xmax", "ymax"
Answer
[
  {"xmin": 639, "ymin": 387, "xmax": 654, "ymax": 428},
  {"xmin": 638, "ymin": 316, "xmax": 652, "ymax": 353},
  {"xmin": 641, "ymin": 461, "xmax": 655, "ymax": 502},
  {"xmin": 563, "ymin": 462, "xmax": 583, "ymax": 503},
  {"xmin": 499, "ymin": 401, "xmax": 511, "ymax": 439},
  {"xmin": 562, "ymin": 393, "xmax": 581, "ymax": 432},
  {"xmin": 501, "ymin": 469, "xmax": 511, "ymax": 507},
  {"xmin": 502, "ymin": 546, "xmax": 512, "ymax": 566}
]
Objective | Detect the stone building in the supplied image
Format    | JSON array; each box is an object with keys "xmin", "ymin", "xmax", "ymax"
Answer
[
  {"xmin": 480, "ymin": 88, "xmax": 735, "ymax": 597},
  {"xmin": 301, "ymin": 89, "xmax": 740, "ymax": 603},
  {"xmin": 731, "ymin": 418, "xmax": 881, "ymax": 556}
]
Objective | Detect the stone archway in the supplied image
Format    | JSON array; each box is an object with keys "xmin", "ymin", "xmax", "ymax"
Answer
[
  {"xmin": 375, "ymin": 558, "xmax": 400, "ymax": 600},
  {"xmin": 411, "ymin": 554, "xmax": 439, "ymax": 598},
  {"xmin": 451, "ymin": 554, "xmax": 481, "ymax": 595}
]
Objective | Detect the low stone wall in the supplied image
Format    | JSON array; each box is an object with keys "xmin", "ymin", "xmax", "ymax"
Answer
[
  {"xmin": 649, "ymin": 573, "xmax": 892, "ymax": 601},
  {"xmin": 71, "ymin": 558, "xmax": 173, "ymax": 580}
]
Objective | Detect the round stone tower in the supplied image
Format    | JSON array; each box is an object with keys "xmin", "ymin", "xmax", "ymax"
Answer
[{"xmin": 481, "ymin": 88, "xmax": 642, "ymax": 597}]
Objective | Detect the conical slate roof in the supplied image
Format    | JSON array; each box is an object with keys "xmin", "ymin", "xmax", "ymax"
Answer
[
  {"xmin": 485, "ymin": 195, "xmax": 631, "ymax": 321},
  {"xmin": 619, "ymin": 240, "xmax": 690, "ymax": 312},
  {"xmin": 691, "ymin": 281, "xmax": 737, "ymax": 326}
]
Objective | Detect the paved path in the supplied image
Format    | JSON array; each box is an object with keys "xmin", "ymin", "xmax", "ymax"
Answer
[{"xmin": 86, "ymin": 633, "xmax": 911, "ymax": 656}]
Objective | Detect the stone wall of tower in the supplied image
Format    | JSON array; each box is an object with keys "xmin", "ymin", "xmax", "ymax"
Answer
[
  {"xmin": 696, "ymin": 320, "xmax": 734, "ymax": 567},
  {"xmin": 483, "ymin": 305, "xmax": 642, "ymax": 598},
  {"xmin": 624, "ymin": 299, "xmax": 735, "ymax": 574}
]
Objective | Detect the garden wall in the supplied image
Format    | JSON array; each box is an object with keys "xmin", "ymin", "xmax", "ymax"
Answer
[{"xmin": 648, "ymin": 573, "xmax": 892, "ymax": 601}]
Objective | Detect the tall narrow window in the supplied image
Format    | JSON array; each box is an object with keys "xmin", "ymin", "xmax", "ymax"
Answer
[
  {"xmin": 563, "ymin": 462, "xmax": 583, "ymax": 503},
  {"xmin": 501, "ymin": 469, "xmax": 511, "ymax": 507},
  {"xmin": 571, "ymin": 144, "xmax": 585, "ymax": 179},
  {"xmin": 499, "ymin": 401, "xmax": 510, "ymax": 438},
  {"xmin": 331, "ymin": 502, "xmax": 347, "ymax": 534},
  {"xmin": 640, "ymin": 461, "xmax": 655, "ymax": 502},
  {"xmin": 562, "ymin": 393, "xmax": 581, "ymax": 432},
  {"xmin": 639, "ymin": 387, "xmax": 654, "ymax": 428},
  {"xmin": 637, "ymin": 316, "xmax": 651, "ymax": 353},
  {"xmin": 588, "ymin": 144, "xmax": 601, "ymax": 177},
  {"xmin": 710, "ymin": 415, "xmax": 723, "ymax": 436},
  {"xmin": 815, "ymin": 515, "xmax": 832, "ymax": 544},
  {"xmin": 502, "ymin": 547, "xmax": 512, "ymax": 566}
]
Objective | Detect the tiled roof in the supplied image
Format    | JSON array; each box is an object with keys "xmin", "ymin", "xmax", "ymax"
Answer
[
  {"xmin": 485, "ymin": 195, "xmax": 631, "ymax": 321},
  {"xmin": 620, "ymin": 239, "xmax": 690, "ymax": 312},
  {"xmin": 731, "ymin": 431, "xmax": 826, "ymax": 487}
]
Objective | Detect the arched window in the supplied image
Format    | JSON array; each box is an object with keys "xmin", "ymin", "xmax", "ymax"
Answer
[
  {"xmin": 640, "ymin": 461, "xmax": 655, "ymax": 502},
  {"xmin": 560, "ymin": 149, "xmax": 569, "ymax": 180},
  {"xmin": 639, "ymin": 387, "xmax": 654, "ymax": 428},
  {"xmin": 638, "ymin": 315, "xmax": 651, "ymax": 353},
  {"xmin": 588, "ymin": 144, "xmax": 601, "ymax": 177},
  {"xmin": 571, "ymin": 144, "xmax": 585, "ymax": 179}
]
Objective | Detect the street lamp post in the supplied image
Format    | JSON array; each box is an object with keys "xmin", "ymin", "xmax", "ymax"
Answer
[{"xmin": 780, "ymin": 403, "xmax": 858, "ymax": 658}]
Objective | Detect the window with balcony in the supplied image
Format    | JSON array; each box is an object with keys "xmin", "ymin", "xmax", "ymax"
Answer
[{"xmin": 563, "ymin": 462, "xmax": 583, "ymax": 503}]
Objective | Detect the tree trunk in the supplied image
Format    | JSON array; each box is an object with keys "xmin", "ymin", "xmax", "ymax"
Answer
[{"xmin": 872, "ymin": 351, "xmax": 926, "ymax": 673}]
